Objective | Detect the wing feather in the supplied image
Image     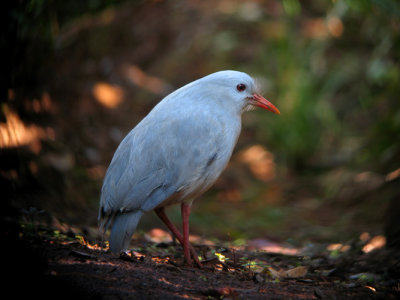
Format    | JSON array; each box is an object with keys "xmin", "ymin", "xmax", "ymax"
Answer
[{"xmin": 99, "ymin": 92, "xmax": 241, "ymax": 223}]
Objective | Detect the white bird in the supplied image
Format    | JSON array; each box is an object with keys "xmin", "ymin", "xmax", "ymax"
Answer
[{"xmin": 99, "ymin": 70, "xmax": 280, "ymax": 266}]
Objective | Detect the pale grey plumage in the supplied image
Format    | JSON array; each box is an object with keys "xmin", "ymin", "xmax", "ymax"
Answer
[{"xmin": 99, "ymin": 70, "xmax": 260, "ymax": 253}]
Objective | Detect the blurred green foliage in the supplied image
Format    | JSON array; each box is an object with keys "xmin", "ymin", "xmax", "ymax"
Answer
[{"xmin": 252, "ymin": 0, "xmax": 400, "ymax": 173}]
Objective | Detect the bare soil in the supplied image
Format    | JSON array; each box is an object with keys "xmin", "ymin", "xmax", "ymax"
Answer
[{"xmin": 5, "ymin": 222, "xmax": 399, "ymax": 300}]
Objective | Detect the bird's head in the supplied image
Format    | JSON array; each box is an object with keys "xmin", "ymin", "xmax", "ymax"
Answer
[{"xmin": 199, "ymin": 70, "xmax": 280, "ymax": 115}]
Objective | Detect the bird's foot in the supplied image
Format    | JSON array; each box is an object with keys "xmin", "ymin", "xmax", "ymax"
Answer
[{"xmin": 184, "ymin": 245, "xmax": 202, "ymax": 268}]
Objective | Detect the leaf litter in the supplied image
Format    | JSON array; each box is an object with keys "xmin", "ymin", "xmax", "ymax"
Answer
[{"xmin": 7, "ymin": 222, "xmax": 399, "ymax": 299}]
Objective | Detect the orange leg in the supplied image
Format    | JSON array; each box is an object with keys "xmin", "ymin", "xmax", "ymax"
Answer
[
  {"xmin": 155, "ymin": 206, "xmax": 202, "ymax": 267},
  {"xmin": 181, "ymin": 203, "xmax": 192, "ymax": 266}
]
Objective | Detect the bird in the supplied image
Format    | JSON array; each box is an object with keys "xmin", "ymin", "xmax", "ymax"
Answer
[{"xmin": 98, "ymin": 70, "xmax": 280, "ymax": 266}]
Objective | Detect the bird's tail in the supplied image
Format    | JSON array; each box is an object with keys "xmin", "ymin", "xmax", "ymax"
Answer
[{"xmin": 108, "ymin": 210, "xmax": 144, "ymax": 253}]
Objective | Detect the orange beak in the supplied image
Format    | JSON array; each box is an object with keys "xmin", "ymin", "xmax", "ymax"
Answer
[{"xmin": 251, "ymin": 93, "xmax": 280, "ymax": 114}]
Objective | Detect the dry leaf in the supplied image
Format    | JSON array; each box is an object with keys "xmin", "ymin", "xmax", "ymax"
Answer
[
  {"xmin": 266, "ymin": 267, "xmax": 286, "ymax": 279},
  {"xmin": 267, "ymin": 266, "xmax": 308, "ymax": 279},
  {"xmin": 285, "ymin": 266, "xmax": 308, "ymax": 278}
]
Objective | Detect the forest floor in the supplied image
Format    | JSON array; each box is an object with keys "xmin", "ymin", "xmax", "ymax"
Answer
[{"xmin": 5, "ymin": 221, "xmax": 399, "ymax": 300}]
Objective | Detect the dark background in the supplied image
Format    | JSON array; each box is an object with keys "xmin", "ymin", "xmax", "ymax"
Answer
[{"xmin": 2, "ymin": 0, "xmax": 400, "ymax": 250}]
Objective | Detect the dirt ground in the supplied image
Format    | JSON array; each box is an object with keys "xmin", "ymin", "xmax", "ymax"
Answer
[{"xmin": 5, "ymin": 222, "xmax": 399, "ymax": 300}]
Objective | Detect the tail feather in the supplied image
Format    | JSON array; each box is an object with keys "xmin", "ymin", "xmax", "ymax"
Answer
[{"xmin": 109, "ymin": 210, "xmax": 143, "ymax": 253}]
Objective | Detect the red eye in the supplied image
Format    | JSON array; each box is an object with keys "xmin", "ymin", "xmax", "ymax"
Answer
[{"xmin": 236, "ymin": 83, "xmax": 246, "ymax": 92}]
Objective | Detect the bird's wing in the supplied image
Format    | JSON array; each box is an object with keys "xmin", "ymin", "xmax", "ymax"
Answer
[
  {"xmin": 98, "ymin": 122, "xmax": 177, "ymax": 232},
  {"xmin": 100, "ymin": 121, "xmax": 175, "ymax": 213}
]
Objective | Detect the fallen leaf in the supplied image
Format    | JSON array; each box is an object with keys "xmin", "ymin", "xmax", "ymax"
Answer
[
  {"xmin": 267, "ymin": 266, "xmax": 308, "ymax": 279},
  {"xmin": 266, "ymin": 267, "xmax": 285, "ymax": 279},
  {"xmin": 285, "ymin": 266, "xmax": 308, "ymax": 278}
]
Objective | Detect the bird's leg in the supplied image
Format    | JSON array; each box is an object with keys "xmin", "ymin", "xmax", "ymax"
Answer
[
  {"xmin": 154, "ymin": 207, "xmax": 202, "ymax": 267},
  {"xmin": 181, "ymin": 202, "xmax": 192, "ymax": 266}
]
